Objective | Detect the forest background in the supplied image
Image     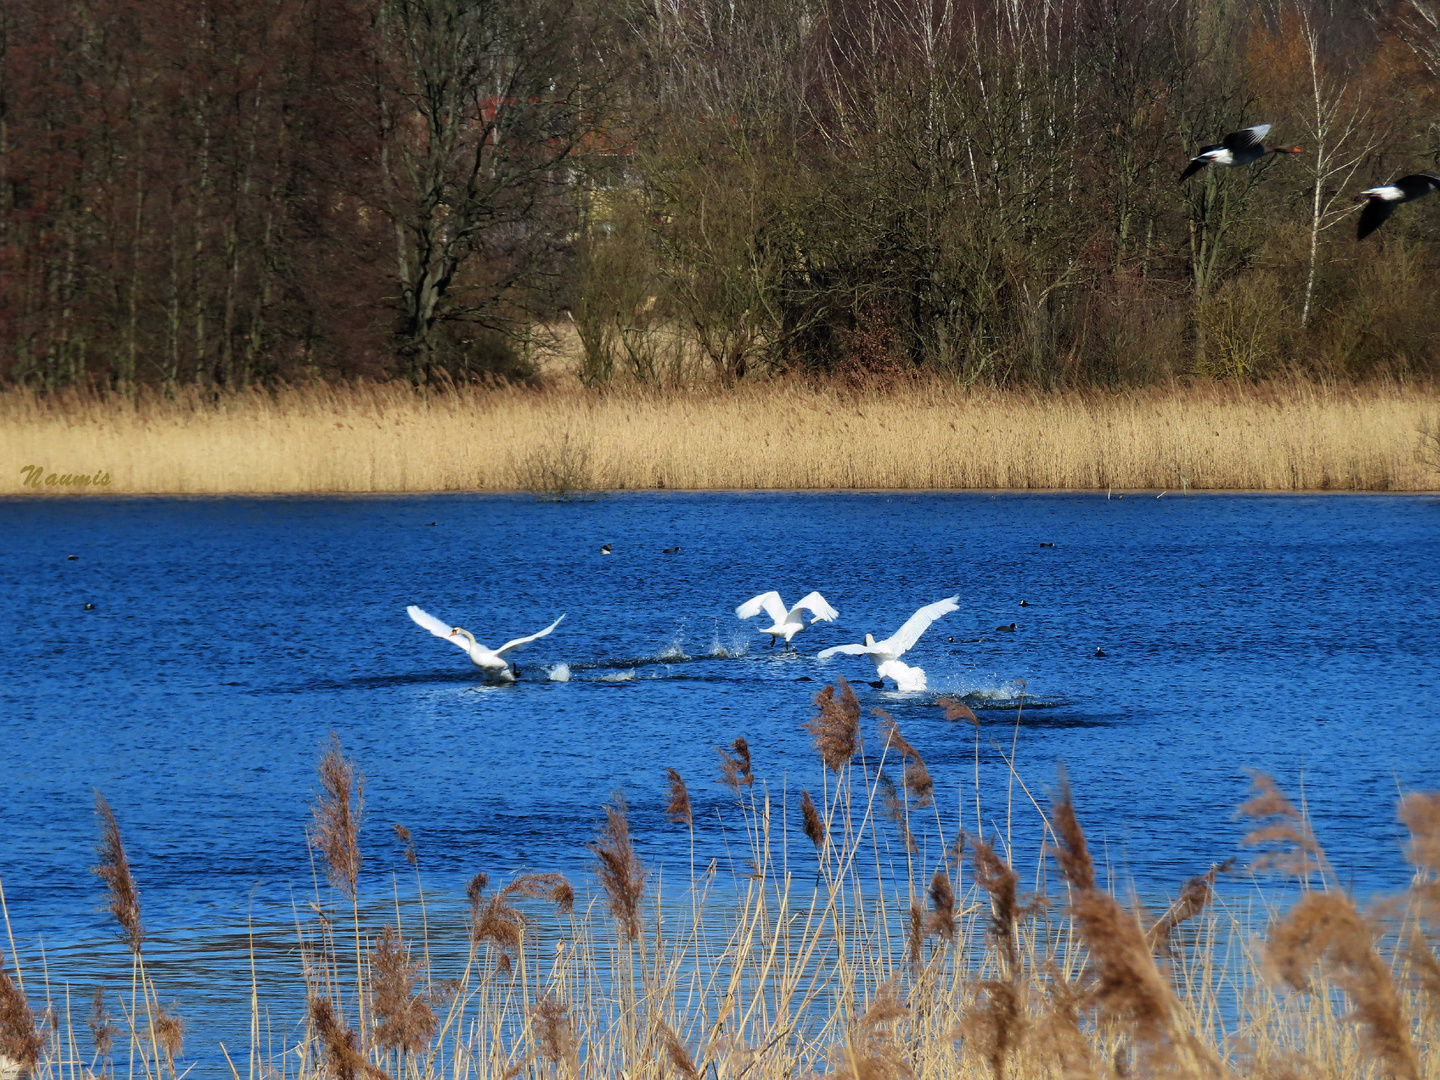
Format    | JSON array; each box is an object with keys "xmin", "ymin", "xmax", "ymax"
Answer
[{"xmin": 4, "ymin": 0, "xmax": 1440, "ymax": 394}]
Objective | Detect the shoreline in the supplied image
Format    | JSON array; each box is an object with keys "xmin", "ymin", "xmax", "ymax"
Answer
[{"xmin": 4, "ymin": 486, "xmax": 1439, "ymax": 498}]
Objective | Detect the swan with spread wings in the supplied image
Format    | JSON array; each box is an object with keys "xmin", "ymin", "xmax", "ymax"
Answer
[
  {"xmin": 407, "ymin": 605, "xmax": 564, "ymax": 681},
  {"xmin": 817, "ymin": 595, "xmax": 959, "ymax": 692},
  {"xmin": 735, "ymin": 590, "xmax": 839, "ymax": 648}
]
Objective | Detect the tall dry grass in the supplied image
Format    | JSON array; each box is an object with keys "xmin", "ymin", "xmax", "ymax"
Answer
[
  {"xmin": 3, "ymin": 379, "xmax": 1438, "ymax": 494},
  {"xmin": 2, "ymin": 705, "xmax": 1440, "ymax": 1080}
]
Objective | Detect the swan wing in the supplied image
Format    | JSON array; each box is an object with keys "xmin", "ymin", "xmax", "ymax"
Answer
[
  {"xmin": 408, "ymin": 605, "xmax": 472, "ymax": 652},
  {"xmin": 737, "ymin": 591, "xmax": 788, "ymax": 624},
  {"xmin": 792, "ymin": 591, "xmax": 839, "ymax": 623},
  {"xmin": 816, "ymin": 642, "xmax": 868, "ymax": 659},
  {"xmin": 881, "ymin": 595, "xmax": 960, "ymax": 657},
  {"xmin": 495, "ymin": 613, "xmax": 565, "ymax": 656}
]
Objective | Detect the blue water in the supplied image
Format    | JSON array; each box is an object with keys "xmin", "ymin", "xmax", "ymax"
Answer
[{"xmin": 1, "ymin": 492, "xmax": 1438, "ymax": 1069}]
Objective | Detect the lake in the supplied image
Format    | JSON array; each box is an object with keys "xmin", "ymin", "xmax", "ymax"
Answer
[{"xmin": 1, "ymin": 491, "xmax": 1437, "ymax": 1073}]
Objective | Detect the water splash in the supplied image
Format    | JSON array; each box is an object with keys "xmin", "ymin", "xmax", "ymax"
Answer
[
  {"xmin": 656, "ymin": 635, "xmax": 689, "ymax": 662},
  {"xmin": 600, "ymin": 670, "xmax": 636, "ymax": 682},
  {"xmin": 547, "ymin": 664, "xmax": 571, "ymax": 682}
]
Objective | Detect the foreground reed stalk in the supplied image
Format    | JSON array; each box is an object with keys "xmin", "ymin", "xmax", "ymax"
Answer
[
  {"xmin": 3, "ymin": 380, "xmax": 1438, "ymax": 494},
  {"xmin": 2, "ymin": 694, "xmax": 1439, "ymax": 1080}
]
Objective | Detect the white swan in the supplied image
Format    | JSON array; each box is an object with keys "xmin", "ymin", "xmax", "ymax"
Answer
[
  {"xmin": 407, "ymin": 605, "xmax": 564, "ymax": 681},
  {"xmin": 735, "ymin": 591, "xmax": 839, "ymax": 647},
  {"xmin": 816, "ymin": 595, "xmax": 959, "ymax": 691}
]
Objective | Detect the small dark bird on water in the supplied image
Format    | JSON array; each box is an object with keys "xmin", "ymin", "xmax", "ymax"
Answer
[
  {"xmin": 1357, "ymin": 173, "xmax": 1440, "ymax": 239},
  {"xmin": 663, "ymin": 546, "xmax": 680, "ymax": 554},
  {"xmin": 83, "ymin": 603, "xmax": 95, "ymax": 610},
  {"xmin": 996, "ymin": 623, "xmax": 1017, "ymax": 632},
  {"xmin": 795, "ymin": 676, "xmax": 812, "ymax": 682},
  {"xmin": 1019, "ymin": 600, "xmax": 1030, "ymax": 607},
  {"xmin": 1179, "ymin": 124, "xmax": 1301, "ymax": 182},
  {"xmin": 1095, "ymin": 646, "xmax": 1107, "ymax": 657},
  {"xmin": 68, "ymin": 554, "xmax": 78, "ymax": 560},
  {"xmin": 1039, "ymin": 542, "xmax": 1054, "ymax": 548},
  {"xmin": 423, "ymin": 521, "xmax": 436, "ymax": 526},
  {"xmin": 600, "ymin": 543, "xmax": 612, "ymax": 555},
  {"xmin": 867, "ymin": 679, "xmax": 886, "ymax": 689}
]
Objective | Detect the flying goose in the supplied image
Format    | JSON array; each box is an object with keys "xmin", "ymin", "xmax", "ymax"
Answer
[
  {"xmin": 1180, "ymin": 124, "xmax": 1301, "ymax": 183},
  {"xmin": 1357, "ymin": 173, "xmax": 1440, "ymax": 239}
]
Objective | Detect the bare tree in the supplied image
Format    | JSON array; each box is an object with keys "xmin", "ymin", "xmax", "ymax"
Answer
[
  {"xmin": 1289, "ymin": 1, "xmax": 1377, "ymax": 327},
  {"xmin": 370, "ymin": 0, "xmax": 613, "ymax": 378}
]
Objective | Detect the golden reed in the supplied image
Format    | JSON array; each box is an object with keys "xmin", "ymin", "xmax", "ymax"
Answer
[
  {"xmin": 2, "ymin": 378, "xmax": 1437, "ymax": 494},
  {"xmin": 2, "ymin": 713, "xmax": 1440, "ymax": 1080}
]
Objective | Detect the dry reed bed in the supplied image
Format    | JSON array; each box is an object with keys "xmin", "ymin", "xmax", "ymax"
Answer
[
  {"xmin": 3, "ymin": 381, "xmax": 1438, "ymax": 494},
  {"xmin": 3, "ymin": 685, "xmax": 1440, "ymax": 1080}
]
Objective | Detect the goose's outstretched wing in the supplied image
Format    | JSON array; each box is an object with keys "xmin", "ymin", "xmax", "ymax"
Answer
[
  {"xmin": 1223, "ymin": 124, "xmax": 1270, "ymax": 152},
  {"xmin": 1178, "ymin": 152, "xmax": 1216, "ymax": 183},
  {"xmin": 1357, "ymin": 198, "xmax": 1397, "ymax": 239},
  {"xmin": 881, "ymin": 596, "xmax": 960, "ymax": 657},
  {"xmin": 792, "ymin": 591, "xmax": 839, "ymax": 623},
  {"xmin": 737, "ymin": 591, "xmax": 789, "ymax": 625},
  {"xmin": 408, "ymin": 605, "xmax": 471, "ymax": 652},
  {"xmin": 495, "ymin": 614, "xmax": 565, "ymax": 656},
  {"xmin": 816, "ymin": 642, "xmax": 870, "ymax": 659}
]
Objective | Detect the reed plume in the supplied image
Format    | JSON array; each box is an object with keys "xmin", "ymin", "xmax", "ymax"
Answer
[
  {"xmin": 968, "ymin": 837, "xmax": 1018, "ymax": 970},
  {"xmin": 1266, "ymin": 890, "xmax": 1420, "ymax": 1080},
  {"xmin": 1238, "ymin": 771, "xmax": 1325, "ymax": 881},
  {"xmin": 310, "ymin": 998, "xmax": 388, "ymax": 1080},
  {"xmin": 806, "ymin": 680, "xmax": 860, "ymax": 772},
  {"xmin": 590, "ymin": 791, "xmax": 646, "ymax": 942},
  {"xmin": 472, "ymin": 893, "xmax": 524, "ymax": 965},
  {"xmin": 1400, "ymin": 791, "xmax": 1440, "ymax": 918},
  {"xmin": 392, "ymin": 824, "xmax": 417, "ymax": 867},
  {"xmin": 88, "ymin": 987, "xmax": 114, "ymax": 1059},
  {"xmin": 310, "ymin": 734, "xmax": 363, "ymax": 898},
  {"xmin": 1407, "ymin": 933, "xmax": 1440, "ymax": 1024},
  {"xmin": 959, "ymin": 981, "xmax": 1022, "ymax": 1080},
  {"xmin": 830, "ymin": 980, "xmax": 910, "ymax": 1080},
  {"xmin": 465, "ymin": 872, "xmax": 490, "ymax": 923},
  {"xmin": 91, "ymin": 791, "xmax": 143, "ymax": 953},
  {"xmin": 531, "ymin": 995, "xmax": 579, "ymax": 1080},
  {"xmin": 716, "ymin": 739, "xmax": 753, "ymax": 794},
  {"xmin": 153, "ymin": 1006, "xmax": 184, "ymax": 1064},
  {"xmin": 654, "ymin": 1018, "xmax": 698, "ymax": 1080},
  {"xmin": 0, "ymin": 948, "xmax": 42, "ymax": 1079},
  {"xmin": 799, "ymin": 790, "xmax": 825, "ymax": 848},
  {"xmin": 665, "ymin": 769, "xmax": 692, "ymax": 828},
  {"xmin": 877, "ymin": 771, "xmax": 917, "ymax": 854},
  {"xmin": 1050, "ymin": 779, "xmax": 1199, "ymax": 1073},
  {"xmin": 876, "ymin": 711, "xmax": 933, "ymax": 806},
  {"xmin": 1030, "ymin": 968, "xmax": 1101, "ymax": 1080},
  {"xmin": 369, "ymin": 928, "xmax": 435, "ymax": 1055},
  {"xmin": 927, "ymin": 867, "xmax": 956, "ymax": 942},
  {"xmin": 1148, "ymin": 860, "xmax": 1233, "ymax": 956},
  {"xmin": 936, "ymin": 697, "xmax": 978, "ymax": 726},
  {"xmin": 1049, "ymin": 772, "xmax": 1095, "ymax": 892},
  {"xmin": 906, "ymin": 901, "xmax": 924, "ymax": 971}
]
